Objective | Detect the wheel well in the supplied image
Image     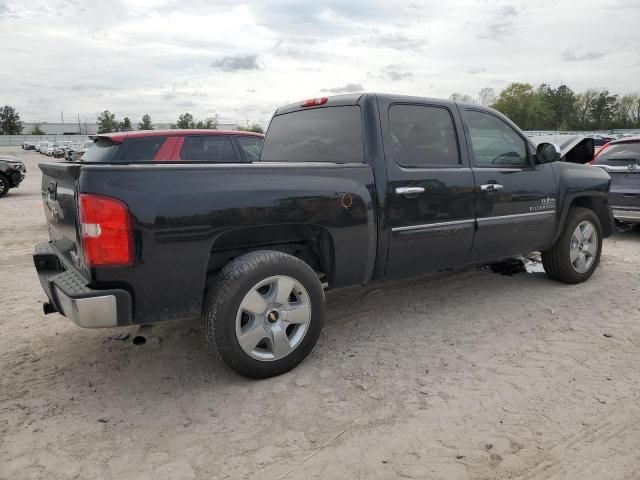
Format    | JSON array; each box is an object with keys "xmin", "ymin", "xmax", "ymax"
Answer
[
  {"xmin": 207, "ymin": 225, "xmax": 335, "ymax": 284},
  {"xmin": 569, "ymin": 196, "xmax": 613, "ymax": 237}
]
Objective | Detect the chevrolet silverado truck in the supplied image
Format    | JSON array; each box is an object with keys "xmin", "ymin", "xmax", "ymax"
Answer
[{"xmin": 33, "ymin": 94, "xmax": 614, "ymax": 378}]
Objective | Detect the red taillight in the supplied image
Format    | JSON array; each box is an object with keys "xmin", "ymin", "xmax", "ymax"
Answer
[
  {"xmin": 589, "ymin": 141, "xmax": 611, "ymax": 165},
  {"xmin": 79, "ymin": 193, "xmax": 133, "ymax": 267},
  {"xmin": 300, "ymin": 97, "xmax": 328, "ymax": 107}
]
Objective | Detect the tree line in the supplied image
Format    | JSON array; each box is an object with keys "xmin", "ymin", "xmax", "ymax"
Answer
[
  {"xmin": 0, "ymin": 106, "xmax": 264, "ymax": 135},
  {"xmin": 96, "ymin": 111, "xmax": 264, "ymax": 134},
  {"xmin": 451, "ymin": 83, "xmax": 640, "ymax": 131}
]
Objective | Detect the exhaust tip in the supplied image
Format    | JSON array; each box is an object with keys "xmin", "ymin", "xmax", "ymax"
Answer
[
  {"xmin": 132, "ymin": 335, "xmax": 147, "ymax": 346},
  {"xmin": 43, "ymin": 302, "xmax": 56, "ymax": 315}
]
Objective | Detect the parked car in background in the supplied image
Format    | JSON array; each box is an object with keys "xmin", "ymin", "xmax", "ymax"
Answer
[
  {"xmin": 22, "ymin": 141, "xmax": 36, "ymax": 150},
  {"xmin": 43, "ymin": 143, "xmax": 56, "ymax": 156},
  {"xmin": 35, "ymin": 141, "xmax": 48, "ymax": 153},
  {"xmin": 591, "ymin": 135, "xmax": 640, "ymax": 224},
  {"xmin": 67, "ymin": 140, "xmax": 95, "ymax": 162},
  {"xmin": 53, "ymin": 141, "xmax": 72, "ymax": 158},
  {"xmin": 0, "ymin": 155, "xmax": 26, "ymax": 197},
  {"xmin": 33, "ymin": 95, "xmax": 612, "ymax": 378},
  {"xmin": 587, "ymin": 134, "xmax": 616, "ymax": 147},
  {"xmin": 76, "ymin": 129, "xmax": 264, "ymax": 162}
]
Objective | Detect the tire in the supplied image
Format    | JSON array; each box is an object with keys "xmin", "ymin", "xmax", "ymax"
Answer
[
  {"xmin": 0, "ymin": 173, "xmax": 9, "ymax": 197},
  {"xmin": 202, "ymin": 250, "xmax": 325, "ymax": 378},
  {"xmin": 542, "ymin": 207, "xmax": 603, "ymax": 284}
]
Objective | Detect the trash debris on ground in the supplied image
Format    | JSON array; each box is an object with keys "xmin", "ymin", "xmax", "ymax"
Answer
[{"xmin": 486, "ymin": 253, "xmax": 545, "ymax": 276}]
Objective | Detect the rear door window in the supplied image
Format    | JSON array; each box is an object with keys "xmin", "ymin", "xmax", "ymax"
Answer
[
  {"xmin": 180, "ymin": 135, "xmax": 237, "ymax": 162},
  {"xmin": 389, "ymin": 104, "xmax": 460, "ymax": 167},
  {"xmin": 236, "ymin": 136, "xmax": 263, "ymax": 161},
  {"xmin": 260, "ymin": 106, "xmax": 363, "ymax": 163}
]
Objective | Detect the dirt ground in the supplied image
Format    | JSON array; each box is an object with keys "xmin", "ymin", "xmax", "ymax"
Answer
[{"xmin": 1, "ymin": 146, "xmax": 639, "ymax": 480}]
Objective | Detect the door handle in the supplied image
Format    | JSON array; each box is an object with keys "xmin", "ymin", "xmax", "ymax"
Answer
[
  {"xmin": 395, "ymin": 186, "xmax": 425, "ymax": 197},
  {"xmin": 480, "ymin": 183, "xmax": 504, "ymax": 193}
]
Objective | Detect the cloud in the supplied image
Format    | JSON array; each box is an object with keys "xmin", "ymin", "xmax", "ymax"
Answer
[
  {"xmin": 384, "ymin": 65, "xmax": 413, "ymax": 81},
  {"xmin": 0, "ymin": 0, "xmax": 638, "ymax": 125},
  {"xmin": 211, "ymin": 54, "xmax": 260, "ymax": 71},
  {"xmin": 321, "ymin": 83, "xmax": 364, "ymax": 93},
  {"xmin": 477, "ymin": 4, "xmax": 521, "ymax": 40},
  {"xmin": 365, "ymin": 31, "xmax": 425, "ymax": 50},
  {"xmin": 561, "ymin": 49, "xmax": 606, "ymax": 62}
]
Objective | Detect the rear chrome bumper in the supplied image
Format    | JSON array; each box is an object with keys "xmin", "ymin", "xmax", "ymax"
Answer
[
  {"xmin": 612, "ymin": 209, "xmax": 640, "ymax": 223},
  {"xmin": 33, "ymin": 241, "xmax": 132, "ymax": 328}
]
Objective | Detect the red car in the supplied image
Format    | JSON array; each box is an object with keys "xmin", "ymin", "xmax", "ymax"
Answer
[{"xmin": 81, "ymin": 130, "xmax": 264, "ymax": 163}]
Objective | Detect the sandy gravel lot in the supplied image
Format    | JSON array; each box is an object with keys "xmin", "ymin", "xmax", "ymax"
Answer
[{"xmin": 1, "ymin": 146, "xmax": 639, "ymax": 480}]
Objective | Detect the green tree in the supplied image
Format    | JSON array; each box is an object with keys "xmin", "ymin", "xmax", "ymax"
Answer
[
  {"xmin": 119, "ymin": 116, "xmax": 132, "ymax": 131},
  {"xmin": 31, "ymin": 124, "xmax": 46, "ymax": 135},
  {"xmin": 0, "ymin": 105, "xmax": 24, "ymax": 134},
  {"xmin": 176, "ymin": 112, "xmax": 195, "ymax": 129},
  {"xmin": 238, "ymin": 123, "xmax": 264, "ymax": 134},
  {"xmin": 589, "ymin": 90, "xmax": 618, "ymax": 129},
  {"xmin": 194, "ymin": 118, "xmax": 217, "ymax": 129},
  {"xmin": 138, "ymin": 114, "xmax": 154, "ymax": 130},
  {"xmin": 97, "ymin": 110, "xmax": 118, "ymax": 133},
  {"xmin": 449, "ymin": 93, "xmax": 475, "ymax": 103},
  {"xmin": 573, "ymin": 90, "xmax": 598, "ymax": 129},
  {"xmin": 492, "ymin": 83, "xmax": 537, "ymax": 129}
]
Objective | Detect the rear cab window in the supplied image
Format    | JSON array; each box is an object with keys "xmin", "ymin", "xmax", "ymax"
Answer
[
  {"xmin": 594, "ymin": 142, "xmax": 640, "ymax": 167},
  {"xmin": 81, "ymin": 136, "xmax": 166, "ymax": 163},
  {"xmin": 260, "ymin": 106, "xmax": 363, "ymax": 163}
]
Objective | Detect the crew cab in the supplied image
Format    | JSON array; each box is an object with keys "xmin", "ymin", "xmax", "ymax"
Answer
[
  {"xmin": 0, "ymin": 155, "xmax": 26, "ymax": 197},
  {"xmin": 33, "ymin": 94, "xmax": 613, "ymax": 378}
]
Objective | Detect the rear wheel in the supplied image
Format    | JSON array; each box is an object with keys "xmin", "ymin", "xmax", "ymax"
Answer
[
  {"xmin": 202, "ymin": 250, "xmax": 325, "ymax": 378},
  {"xmin": 0, "ymin": 173, "xmax": 10, "ymax": 197},
  {"xmin": 542, "ymin": 207, "xmax": 602, "ymax": 284}
]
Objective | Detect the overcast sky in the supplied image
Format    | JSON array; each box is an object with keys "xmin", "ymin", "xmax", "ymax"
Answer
[{"xmin": 1, "ymin": 0, "xmax": 639, "ymax": 125}]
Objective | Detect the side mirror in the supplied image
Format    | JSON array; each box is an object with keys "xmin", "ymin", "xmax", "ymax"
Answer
[{"xmin": 536, "ymin": 142, "xmax": 561, "ymax": 164}]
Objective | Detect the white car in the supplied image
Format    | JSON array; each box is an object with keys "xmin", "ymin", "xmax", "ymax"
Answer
[
  {"xmin": 53, "ymin": 141, "xmax": 72, "ymax": 158},
  {"xmin": 44, "ymin": 143, "xmax": 56, "ymax": 156}
]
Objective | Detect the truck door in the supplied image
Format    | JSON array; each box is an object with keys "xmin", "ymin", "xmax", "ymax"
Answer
[
  {"xmin": 460, "ymin": 107, "xmax": 558, "ymax": 263},
  {"xmin": 381, "ymin": 100, "xmax": 476, "ymax": 277}
]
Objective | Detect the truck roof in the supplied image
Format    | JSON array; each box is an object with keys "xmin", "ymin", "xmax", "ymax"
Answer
[{"xmin": 273, "ymin": 92, "xmax": 466, "ymax": 116}]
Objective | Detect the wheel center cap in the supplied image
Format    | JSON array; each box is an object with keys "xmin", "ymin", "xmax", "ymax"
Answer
[
  {"xmin": 579, "ymin": 243, "xmax": 584, "ymax": 250},
  {"xmin": 267, "ymin": 310, "xmax": 280, "ymax": 324}
]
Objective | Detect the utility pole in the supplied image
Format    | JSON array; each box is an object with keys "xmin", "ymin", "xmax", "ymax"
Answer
[
  {"xmin": 61, "ymin": 110, "xmax": 64, "ymax": 124},
  {"xmin": 78, "ymin": 114, "xmax": 81, "ymax": 134}
]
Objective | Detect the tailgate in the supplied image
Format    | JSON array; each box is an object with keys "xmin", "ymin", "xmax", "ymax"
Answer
[
  {"xmin": 39, "ymin": 162, "xmax": 90, "ymax": 279},
  {"xmin": 606, "ymin": 167, "xmax": 640, "ymax": 209}
]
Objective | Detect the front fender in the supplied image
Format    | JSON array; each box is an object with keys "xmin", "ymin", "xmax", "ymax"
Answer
[{"xmin": 552, "ymin": 162, "xmax": 614, "ymax": 243}]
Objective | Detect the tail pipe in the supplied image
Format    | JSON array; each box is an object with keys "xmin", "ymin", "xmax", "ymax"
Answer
[
  {"xmin": 132, "ymin": 324, "xmax": 156, "ymax": 346},
  {"xmin": 43, "ymin": 302, "xmax": 57, "ymax": 315}
]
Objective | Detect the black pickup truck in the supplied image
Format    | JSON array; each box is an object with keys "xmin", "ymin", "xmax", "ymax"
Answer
[{"xmin": 34, "ymin": 93, "xmax": 614, "ymax": 378}]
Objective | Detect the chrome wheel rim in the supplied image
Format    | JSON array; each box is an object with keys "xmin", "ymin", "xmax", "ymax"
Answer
[
  {"xmin": 570, "ymin": 220, "xmax": 598, "ymax": 273},
  {"xmin": 0, "ymin": 178, "xmax": 5, "ymax": 194},
  {"xmin": 235, "ymin": 275, "xmax": 311, "ymax": 361}
]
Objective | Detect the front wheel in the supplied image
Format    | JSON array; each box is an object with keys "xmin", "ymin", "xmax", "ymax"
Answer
[
  {"xmin": 202, "ymin": 250, "xmax": 325, "ymax": 378},
  {"xmin": 542, "ymin": 207, "xmax": 603, "ymax": 284},
  {"xmin": 0, "ymin": 173, "xmax": 10, "ymax": 197}
]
